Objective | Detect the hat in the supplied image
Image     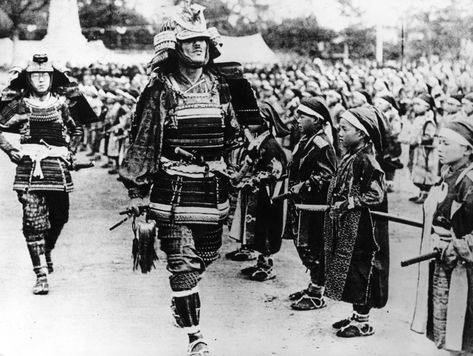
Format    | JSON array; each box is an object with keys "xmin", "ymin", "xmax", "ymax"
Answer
[
  {"xmin": 297, "ymin": 97, "xmax": 332, "ymax": 124},
  {"xmin": 463, "ymin": 92, "xmax": 473, "ymax": 104},
  {"xmin": 447, "ymin": 94, "xmax": 463, "ymax": 106},
  {"xmin": 379, "ymin": 95, "xmax": 398, "ymax": 111},
  {"xmin": 260, "ymin": 101, "xmax": 290, "ymax": 137},
  {"xmin": 151, "ymin": 2, "xmax": 222, "ymax": 69},
  {"xmin": 25, "ymin": 54, "xmax": 54, "ymax": 73},
  {"xmin": 356, "ymin": 90, "xmax": 372, "ymax": 105},
  {"xmin": 414, "ymin": 93, "xmax": 435, "ymax": 109},
  {"xmin": 8, "ymin": 53, "xmax": 71, "ymax": 93},
  {"xmin": 439, "ymin": 119, "xmax": 473, "ymax": 148},
  {"xmin": 341, "ymin": 106, "xmax": 384, "ymax": 153}
]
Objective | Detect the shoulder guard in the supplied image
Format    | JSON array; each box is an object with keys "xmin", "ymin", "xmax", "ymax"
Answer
[{"xmin": 313, "ymin": 135, "xmax": 329, "ymax": 148}]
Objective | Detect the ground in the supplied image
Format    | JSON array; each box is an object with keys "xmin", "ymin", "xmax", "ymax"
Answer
[{"xmin": 0, "ymin": 136, "xmax": 450, "ymax": 356}]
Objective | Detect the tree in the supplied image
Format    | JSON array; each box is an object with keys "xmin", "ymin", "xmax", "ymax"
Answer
[
  {"xmin": 340, "ymin": 24, "xmax": 376, "ymax": 59},
  {"xmin": 336, "ymin": 0, "xmax": 363, "ymax": 18},
  {"xmin": 0, "ymin": 0, "xmax": 49, "ymax": 63},
  {"xmin": 404, "ymin": 1, "xmax": 473, "ymax": 60},
  {"xmin": 0, "ymin": 0, "xmax": 49, "ymax": 40},
  {"xmin": 172, "ymin": 0, "xmax": 271, "ymax": 36},
  {"xmin": 263, "ymin": 16, "xmax": 336, "ymax": 57},
  {"xmin": 78, "ymin": 0, "xmax": 152, "ymax": 49}
]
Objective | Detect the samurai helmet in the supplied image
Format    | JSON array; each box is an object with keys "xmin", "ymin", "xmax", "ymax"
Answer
[
  {"xmin": 150, "ymin": 1, "xmax": 222, "ymax": 69},
  {"xmin": 25, "ymin": 54, "xmax": 54, "ymax": 73}
]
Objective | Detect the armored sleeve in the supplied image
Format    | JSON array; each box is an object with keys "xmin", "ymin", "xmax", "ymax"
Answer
[
  {"xmin": 119, "ymin": 84, "xmax": 162, "ymax": 199},
  {"xmin": 0, "ymin": 132, "xmax": 17, "ymax": 154}
]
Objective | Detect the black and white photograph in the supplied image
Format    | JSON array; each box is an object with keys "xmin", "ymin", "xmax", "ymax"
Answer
[{"xmin": 0, "ymin": 0, "xmax": 472, "ymax": 355}]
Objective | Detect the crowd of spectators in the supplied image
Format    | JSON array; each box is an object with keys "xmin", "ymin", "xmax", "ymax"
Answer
[{"xmin": 45, "ymin": 57, "xmax": 473, "ymax": 199}]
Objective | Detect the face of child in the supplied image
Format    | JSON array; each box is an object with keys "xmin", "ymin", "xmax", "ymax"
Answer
[
  {"xmin": 338, "ymin": 118, "xmax": 364, "ymax": 148},
  {"xmin": 438, "ymin": 136, "xmax": 471, "ymax": 165},
  {"xmin": 374, "ymin": 97, "xmax": 390, "ymax": 113},
  {"xmin": 351, "ymin": 92, "xmax": 366, "ymax": 108},
  {"xmin": 445, "ymin": 100, "xmax": 461, "ymax": 114},
  {"xmin": 413, "ymin": 101, "xmax": 429, "ymax": 115},
  {"xmin": 297, "ymin": 113, "xmax": 318, "ymax": 136},
  {"xmin": 462, "ymin": 100, "xmax": 473, "ymax": 115},
  {"xmin": 29, "ymin": 72, "xmax": 51, "ymax": 94}
]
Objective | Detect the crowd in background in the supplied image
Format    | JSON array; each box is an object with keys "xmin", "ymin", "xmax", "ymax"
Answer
[{"xmin": 60, "ymin": 57, "xmax": 473, "ymax": 201}]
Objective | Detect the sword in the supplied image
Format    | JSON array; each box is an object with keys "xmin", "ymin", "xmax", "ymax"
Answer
[
  {"xmin": 400, "ymin": 249, "xmax": 441, "ymax": 267},
  {"xmin": 295, "ymin": 204, "xmax": 423, "ymax": 228},
  {"xmin": 174, "ymin": 146, "xmax": 232, "ymax": 179},
  {"xmin": 109, "ymin": 206, "xmax": 149, "ymax": 231}
]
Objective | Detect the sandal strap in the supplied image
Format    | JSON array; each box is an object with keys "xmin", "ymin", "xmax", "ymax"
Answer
[
  {"xmin": 294, "ymin": 294, "xmax": 325, "ymax": 308},
  {"xmin": 250, "ymin": 266, "xmax": 273, "ymax": 277},
  {"xmin": 340, "ymin": 320, "xmax": 374, "ymax": 336},
  {"xmin": 188, "ymin": 339, "xmax": 210, "ymax": 356}
]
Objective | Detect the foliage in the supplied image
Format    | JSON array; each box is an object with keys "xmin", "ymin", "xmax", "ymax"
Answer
[
  {"xmin": 404, "ymin": 3, "xmax": 473, "ymax": 60},
  {"xmin": 0, "ymin": 0, "xmax": 49, "ymax": 38},
  {"xmin": 262, "ymin": 16, "xmax": 336, "ymax": 57},
  {"xmin": 78, "ymin": 0, "xmax": 152, "ymax": 48},
  {"xmin": 340, "ymin": 24, "xmax": 376, "ymax": 59}
]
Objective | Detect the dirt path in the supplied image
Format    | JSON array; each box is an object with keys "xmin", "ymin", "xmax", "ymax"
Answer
[{"xmin": 0, "ymin": 138, "xmax": 449, "ymax": 356}]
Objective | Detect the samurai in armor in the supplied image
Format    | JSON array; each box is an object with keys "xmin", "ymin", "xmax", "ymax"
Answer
[
  {"xmin": 286, "ymin": 97, "xmax": 338, "ymax": 310},
  {"xmin": 230, "ymin": 101, "xmax": 290, "ymax": 281},
  {"xmin": 119, "ymin": 3, "xmax": 240, "ymax": 355},
  {"xmin": 0, "ymin": 54, "xmax": 93, "ymax": 295}
]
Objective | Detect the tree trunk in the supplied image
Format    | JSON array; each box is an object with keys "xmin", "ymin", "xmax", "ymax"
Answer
[{"xmin": 10, "ymin": 28, "xmax": 20, "ymax": 66}]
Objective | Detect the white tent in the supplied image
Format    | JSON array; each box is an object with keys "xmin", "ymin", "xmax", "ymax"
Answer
[{"xmin": 216, "ymin": 33, "xmax": 279, "ymax": 64}]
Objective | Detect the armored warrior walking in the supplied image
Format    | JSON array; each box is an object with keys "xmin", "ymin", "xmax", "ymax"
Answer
[
  {"xmin": 0, "ymin": 54, "xmax": 94, "ymax": 294},
  {"xmin": 119, "ymin": 4, "xmax": 240, "ymax": 355}
]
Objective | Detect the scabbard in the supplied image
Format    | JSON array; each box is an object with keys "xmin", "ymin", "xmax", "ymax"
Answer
[{"xmin": 295, "ymin": 204, "xmax": 423, "ymax": 228}]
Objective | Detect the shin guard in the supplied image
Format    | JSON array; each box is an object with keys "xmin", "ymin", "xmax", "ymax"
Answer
[
  {"xmin": 26, "ymin": 237, "xmax": 48, "ymax": 277},
  {"xmin": 171, "ymin": 288, "xmax": 201, "ymax": 334}
]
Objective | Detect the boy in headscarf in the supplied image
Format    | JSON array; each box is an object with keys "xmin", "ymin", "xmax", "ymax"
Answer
[
  {"xmin": 324, "ymin": 106, "xmax": 389, "ymax": 337},
  {"xmin": 286, "ymin": 97, "xmax": 338, "ymax": 310},
  {"xmin": 409, "ymin": 93, "xmax": 439, "ymax": 204},
  {"xmin": 231, "ymin": 101, "xmax": 290, "ymax": 281},
  {"xmin": 411, "ymin": 119, "xmax": 473, "ymax": 356}
]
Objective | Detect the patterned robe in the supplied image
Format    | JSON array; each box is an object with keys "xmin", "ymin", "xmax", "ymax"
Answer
[
  {"xmin": 229, "ymin": 131, "xmax": 288, "ymax": 255},
  {"xmin": 417, "ymin": 163, "xmax": 473, "ymax": 352},
  {"xmin": 324, "ymin": 142, "xmax": 389, "ymax": 308},
  {"xmin": 286, "ymin": 130, "xmax": 337, "ymax": 281}
]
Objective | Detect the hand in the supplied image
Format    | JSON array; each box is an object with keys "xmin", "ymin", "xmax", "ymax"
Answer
[
  {"xmin": 289, "ymin": 182, "xmax": 305, "ymax": 195},
  {"xmin": 127, "ymin": 197, "xmax": 145, "ymax": 216},
  {"xmin": 431, "ymin": 233, "xmax": 450, "ymax": 251},
  {"xmin": 270, "ymin": 158, "xmax": 282, "ymax": 179},
  {"xmin": 10, "ymin": 113, "xmax": 29, "ymax": 125},
  {"xmin": 453, "ymin": 238, "xmax": 473, "ymax": 264},
  {"xmin": 8, "ymin": 150, "xmax": 21, "ymax": 164},
  {"xmin": 329, "ymin": 201, "xmax": 345, "ymax": 219},
  {"xmin": 441, "ymin": 241, "xmax": 458, "ymax": 268}
]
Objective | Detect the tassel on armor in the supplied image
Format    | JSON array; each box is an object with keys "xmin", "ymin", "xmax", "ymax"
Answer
[{"xmin": 132, "ymin": 219, "xmax": 158, "ymax": 273}]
